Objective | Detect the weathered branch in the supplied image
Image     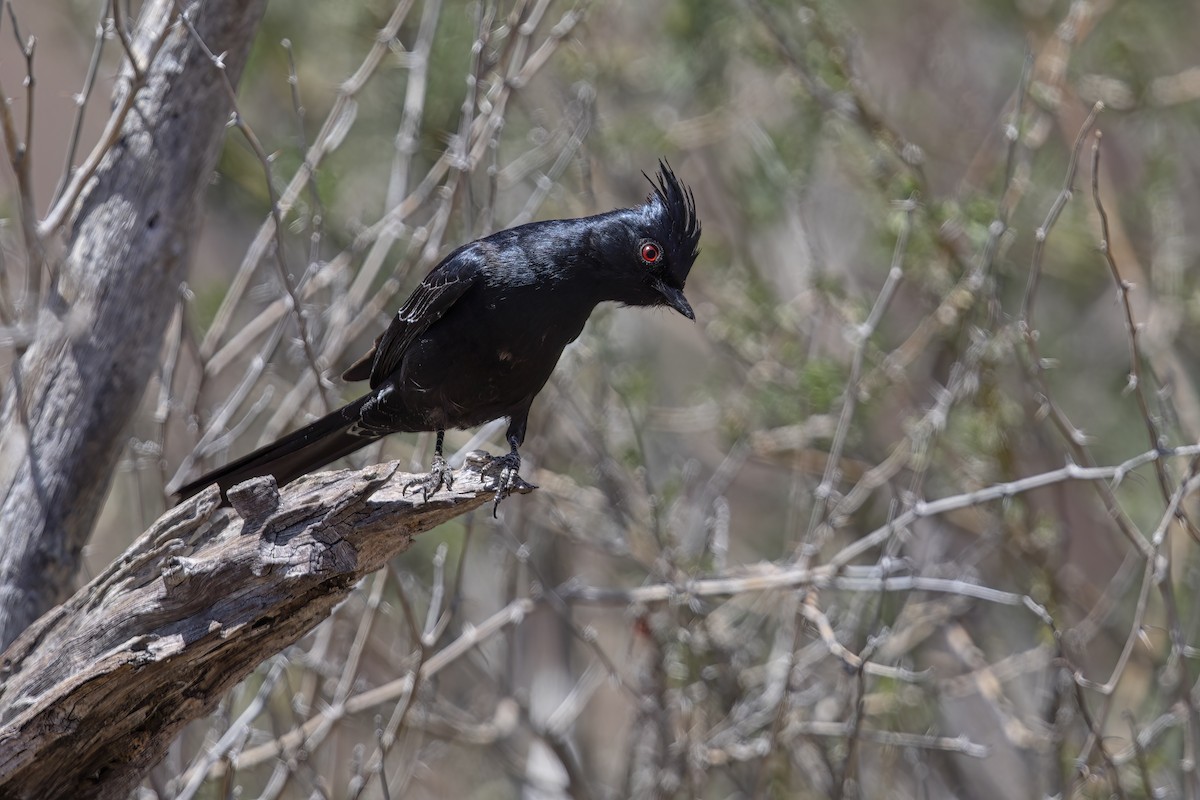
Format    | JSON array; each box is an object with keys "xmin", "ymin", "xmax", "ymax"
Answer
[{"xmin": 0, "ymin": 455, "xmax": 530, "ymax": 800}]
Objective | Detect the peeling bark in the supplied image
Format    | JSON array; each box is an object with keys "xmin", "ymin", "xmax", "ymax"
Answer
[{"xmin": 0, "ymin": 456, "xmax": 529, "ymax": 800}]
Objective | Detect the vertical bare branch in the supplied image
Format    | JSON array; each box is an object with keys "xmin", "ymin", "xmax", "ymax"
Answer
[{"xmin": 0, "ymin": 0, "xmax": 268, "ymax": 648}]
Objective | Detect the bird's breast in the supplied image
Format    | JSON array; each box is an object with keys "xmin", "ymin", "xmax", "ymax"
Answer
[{"xmin": 390, "ymin": 286, "xmax": 592, "ymax": 429}]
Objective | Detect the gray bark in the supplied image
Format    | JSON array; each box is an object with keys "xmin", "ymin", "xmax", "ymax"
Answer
[
  {"xmin": 0, "ymin": 457, "xmax": 527, "ymax": 799},
  {"xmin": 0, "ymin": 0, "xmax": 268, "ymax": 649}
]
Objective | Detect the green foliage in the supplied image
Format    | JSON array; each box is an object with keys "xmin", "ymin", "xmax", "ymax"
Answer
[
  {"xmin": 947, "ymin": 388, "xmax": 1022, "ymax": 464},
  {"xmin": 662, "ymin": 0, "xmax": 742, "ymax": 100},
  {"xmin": 189, "ymin": 281, "xmax": 228, "ymax": 338}
]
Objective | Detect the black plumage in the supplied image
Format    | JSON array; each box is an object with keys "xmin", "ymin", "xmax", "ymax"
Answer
[{"xmin": 175, "ymin": 162, "xmax": 701, "ymax": 506}]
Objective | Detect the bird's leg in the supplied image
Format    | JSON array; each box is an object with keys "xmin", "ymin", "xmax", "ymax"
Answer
[
  {"xmin": 428, "ymin": 429, "xmax": 454, "ymax": 493},
  {"xmin": 488, "ymin": 432, "xmax": 524, "ymax": 517},
  {"xmin": 404, "ymin": 428, "xmax": 453, "ymax": 500}
]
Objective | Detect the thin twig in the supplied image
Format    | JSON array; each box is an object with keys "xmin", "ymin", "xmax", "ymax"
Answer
[
  {"xmin": 49, "ymin": 3, "xmax": 108, "ymax": 210},
  {"xmin": 38, "ymin": 1, "xmax": 167, "ymax": 238},
  {"xmin": 173, "ymin": 1, "xmax": 333, "ymax": 412}
]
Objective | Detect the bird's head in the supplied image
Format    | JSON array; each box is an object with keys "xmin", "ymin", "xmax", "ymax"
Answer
[{"xmin": 597, "ymin": 161, "xmax": 701, "ymax": 320}]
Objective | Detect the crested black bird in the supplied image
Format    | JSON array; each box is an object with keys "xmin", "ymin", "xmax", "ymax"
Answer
[{"xmin": 175, "ymin": 161, "xmax": 701, "ymax": 508}]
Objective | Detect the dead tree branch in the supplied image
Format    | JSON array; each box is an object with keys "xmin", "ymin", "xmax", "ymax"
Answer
[{"xmin": 0, "ymin": 456, "xmax": 529, "ymax": 800}]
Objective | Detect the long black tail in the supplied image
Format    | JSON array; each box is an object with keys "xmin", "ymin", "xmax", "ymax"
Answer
[{"xmin": 174, "ymin": 395, "xmax": 381, "ymax": 502}]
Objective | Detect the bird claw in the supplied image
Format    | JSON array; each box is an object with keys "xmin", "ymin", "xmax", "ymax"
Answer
[
  {"xmin": 485, "ymin": 451, "xmax": 526, "ymax": 517},
  {"xmin": 404, "ymin": 454, "xmax": 453, "ymax": 501}
]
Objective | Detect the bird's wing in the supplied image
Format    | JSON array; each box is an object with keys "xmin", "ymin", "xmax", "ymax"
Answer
[{"xmin": 342, "ymin": 253, "xmax": 479, "ymax": 387}]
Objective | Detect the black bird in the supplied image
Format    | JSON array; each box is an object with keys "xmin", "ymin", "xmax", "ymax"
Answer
[{"xmin": 175, "ymin": 161, "xmax": 701, "ymax": 508}]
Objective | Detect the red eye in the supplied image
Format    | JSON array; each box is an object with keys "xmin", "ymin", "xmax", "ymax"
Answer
[{"xmin": 640, "ymin": 242, "xmax": 661, "ymax": 264}]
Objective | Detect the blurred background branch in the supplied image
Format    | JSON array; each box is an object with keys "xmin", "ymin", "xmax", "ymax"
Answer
[{"xmin": 2, "ymin": 0, "xmax": 1200, "ymax": 797}]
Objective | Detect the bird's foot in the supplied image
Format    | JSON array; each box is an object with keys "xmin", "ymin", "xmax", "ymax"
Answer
[
  {"xmin": 404, "ymin": 453, "xmax": 454, "ymax": 501},
  {"xmin": 484, "ymin": 450, "xmax": 534, "ymax": 517}
]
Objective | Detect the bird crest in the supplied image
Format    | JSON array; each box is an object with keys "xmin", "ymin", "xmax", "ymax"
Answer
[{"xmin": 645, "ymin": 160, "xmax": 701, "ymax": 285}]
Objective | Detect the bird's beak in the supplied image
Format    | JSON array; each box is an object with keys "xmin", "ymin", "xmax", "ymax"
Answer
[{"xmin": 653, "ymin": 278, "xmax": 695, "ymax": 320}]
